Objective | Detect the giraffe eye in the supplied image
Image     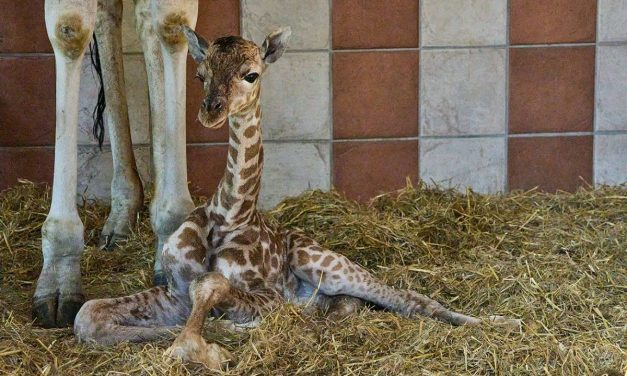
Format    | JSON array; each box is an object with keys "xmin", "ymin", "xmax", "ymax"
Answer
[
  {"xmin": 243, "ymin": 72, "xmax": 259, "ymax": 83},
  {"xmin": 195, "ymin": 73, "xmax": 205, "ymax": 82}
]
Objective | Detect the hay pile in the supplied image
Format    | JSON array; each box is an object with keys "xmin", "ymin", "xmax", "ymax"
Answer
[{"xmin": 0, "ymin": 181, "xmax": 625, "ymax": 375}]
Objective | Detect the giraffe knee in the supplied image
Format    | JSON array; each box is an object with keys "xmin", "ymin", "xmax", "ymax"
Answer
[
  {"xmin": 158, "ymin": 13, "xmax": 190, "ymax": 52},
  {"xmin": 150, "ymin": 201, "xmax": 194, "ymax": 241},
  {"xmin": 73, "ymin": 299, "xmax": 108, "ymax": 343},
  {"xmin": 189, "ymin": 273, "xmax": 230, "ymax": 305},
  {"xmin": 53, "ymin": 13, "xmax": 93, "ymax": 59}
]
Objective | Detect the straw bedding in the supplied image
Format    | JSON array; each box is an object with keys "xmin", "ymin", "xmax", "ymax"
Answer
[{"xmin": 0, "ymin": 181, "xmax": 625, "ymax": 375}]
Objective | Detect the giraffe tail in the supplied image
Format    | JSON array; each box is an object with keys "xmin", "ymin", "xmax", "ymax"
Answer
[{"xmin": 73, "ymin": 286, "xmax": 190, "ymax": 345}]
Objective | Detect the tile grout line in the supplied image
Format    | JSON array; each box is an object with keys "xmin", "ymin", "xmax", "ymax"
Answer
[
  {"xmin": 7, "ymin": 130, "xmax": 627, "ymax": 151},
  {"xmin": 593, "ymin": 0, "xmax": 601, "ymax": 185},
  {"xmin": 239, "ymin": 0, "xmax": 244, "ymax": 39},
  {"xmin": 597, "ymin": 40, "xmax": 627, "ymax": 46},
  {"xmin": 7, "ymin": 41, "xmax": 627, "ymax": 58},
  {"xmin": 327, "ymin": 0, "xmax": 334, "ymax": 190},
  {"xmin": 0, "ymin": 52, "xmax": 55, "ymax": 57},
  {"xmin": 417, "ymin": 0, "xmax": 423, "ymax": 182},
  {"xmin": 504, "ymin": 0, "xmax": 511, "ymax": 193},
  {"xmin": 190, "ymin": 130, "xmax": 626, "ymax": 144}
]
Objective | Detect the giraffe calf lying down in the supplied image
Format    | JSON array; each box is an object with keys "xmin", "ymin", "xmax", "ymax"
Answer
[{"xmin": 73, "ymin": 27, "xmax": 520, "ymax": 369}]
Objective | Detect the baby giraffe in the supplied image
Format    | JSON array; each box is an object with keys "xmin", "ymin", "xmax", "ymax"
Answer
[{"xmin": 74, "ymin": 27, "xmax": 518, "ymax": 369}]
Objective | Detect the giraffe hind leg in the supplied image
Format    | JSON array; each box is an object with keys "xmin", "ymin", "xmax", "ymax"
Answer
[
  {"xmin": 74, "ymin": 286, "xmax": 188, "ymax": 345},
  {"xmin": 94, "ymin": 0, "xmax": 144, "ymax": 250},
  {"xmin": 287, "ymin": 232, "xmax": 519, "ymax": 328}
]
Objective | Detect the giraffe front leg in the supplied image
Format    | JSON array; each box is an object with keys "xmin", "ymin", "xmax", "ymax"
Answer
[
  {"xmin": 164, "ymin": 273, "xmax": 234, "ymax": 369},
  {"xmin": 95, "ymin": 0, "xmax": 144, "ymax": 250},
  {"xmin": 145, "ymin": 0, "xmax": 198, "ymax": 285},
  {"xmin": 33, "ymin": 0, "xmax": 98, "ymax": 327},
  {"xmin": 165, "ymin": 272, "xmax": 281, "ymax": 368}
]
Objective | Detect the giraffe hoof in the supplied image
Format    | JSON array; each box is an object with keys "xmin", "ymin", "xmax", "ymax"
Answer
[
  {"xmin": 153, "ymin": 272, "xmax": 168, "ymax": 287},
  {"xmin": 488, "ymin": 315, "xmax": 522, "ymax": 330},
  {"xmin": 32, "ymin": 293, "xmax": 85, "ymax": 328},
  {"xmin": 165, "ymin": 336, "xmax": 234, "ymax": 370},
  {"xmin": 98, "ymin": 232, "xmax": 127, "ymax": 251}
]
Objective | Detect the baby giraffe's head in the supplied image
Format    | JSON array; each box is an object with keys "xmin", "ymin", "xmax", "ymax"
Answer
[{"xmin": 182, "ymin": 26, "xmax": 291, "ymax": 129}]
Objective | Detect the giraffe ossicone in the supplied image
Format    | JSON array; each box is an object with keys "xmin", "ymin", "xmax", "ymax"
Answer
[{"xmin": 73, "ymin": 27, "xmax": 520, "ymax": 370}]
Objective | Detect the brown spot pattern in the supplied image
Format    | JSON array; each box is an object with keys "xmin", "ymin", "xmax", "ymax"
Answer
[
  {"xmin": 231, "ymin": 228, "xmax": 258, "ymax": 244},
  {"xmin": 243, "ymin": 126, "xmax": 257, "ymax": 138},
  {"xmin": 297, "ymin": 250, "xmax": 310, "ymax": 266},
  {"xmin": 177, "ymin": 228, "xmax": 206, "ymax": 263},
  {"xmin": 229, "ymin": 128, "xmax": 241, "ymax": 145},
  {"xmin": 238, "ymin": 175, "xmax": 257, "ymax": 194},
  {"xmin": 240, "ymin": 164, "xmax": 258, "ymax": 180},
  {"xmin": 220, "ymin": 188, "xmax": 236, "ymax": 209},
  {"xmin": 321, "ymin": 255, "xmax": 334, "ymax": 267},
  {"xmin": 244, "ymin": 142, "xmax": 260, "ymax": 162},
  {"xmin": 248, "ymin": 247, "xmax": 263, "ymax": 265},
  {"xmin": 187, "ymin": 207, "xmax": 209, "ymax": 227},
  {"xmin": 210, "ymin": 212, "xmax": 226, "ymax": 226},
  {"xmin": 220, "ymin": 248, "xmax": 248, "ymax": 266},
  {"xmin": 229, "ymin": 146, "xmax": 238, "ymax": 162}
]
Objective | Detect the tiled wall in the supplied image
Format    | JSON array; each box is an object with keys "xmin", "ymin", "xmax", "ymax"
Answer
[{"xmin": 1, "ymin": 1, "xmax": 626, "ymax": 209}]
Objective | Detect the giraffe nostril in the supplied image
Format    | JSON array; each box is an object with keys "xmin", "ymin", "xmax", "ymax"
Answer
[{"xmin": 209, "ymin": 98, "xmax": 225, "ymax": 112}]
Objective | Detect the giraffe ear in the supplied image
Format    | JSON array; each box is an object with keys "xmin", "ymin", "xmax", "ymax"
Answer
[
  {"xmin": 182, "ymin": 25, "xmax": 209, "ymax": 63},
  {"xmin": 261, "ymin": 27, "xmax": 291, "ymax": 64}
]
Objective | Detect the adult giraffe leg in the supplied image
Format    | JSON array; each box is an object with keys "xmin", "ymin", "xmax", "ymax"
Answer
[
  {"xmin": 96, "ymin": 0, "xmax": 144, "ymax": 250},
  {"xmin": 140, "ymin": 0, "xmax": 196, "ymax": 285},
  {"xmin": 33, "ymin": 0, "xmax": 97, "ymax": 328}
]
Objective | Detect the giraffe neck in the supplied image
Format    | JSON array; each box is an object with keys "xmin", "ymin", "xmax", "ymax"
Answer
[{"xmin": 209, "ymin": 101, "xmax": 263, "ymax": 228}]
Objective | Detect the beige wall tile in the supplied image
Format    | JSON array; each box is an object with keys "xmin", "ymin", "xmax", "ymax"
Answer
[
  {"xmin": 421, "ymin": 0, "xmax": 507, "ymax": 46},
  {"xmin": 595, "ymin": 135, "xmax": 627, "ymax": 185},
  {"xmin": 78, "ymin": 55, "xmax": 150, "ymax": 145},
  {"xmin": 261, "ymin": 52, "xmax": 330, "ymax": 140},
  {"xmin": 599, "ymin": 0, "xmax": 627, "ymax": 42},
  {"xmin": 421, "ymin": 49, "xmax": 506, "ymax": 136},
  {"xmin": 420, "ymin": 137, "xmax": 505, "ymax": 193},
  {"xmin": 77, "ymin": 145, "xmax": 151, "ymax": 200},
  {"xmin": 242, "ymin": 0, "xmax": 330, "ymax": 49},
  {"xmin": 597, "ymin": 45, "xmax": 627, "ymax": 131},
  {"xmin": 259, "ymin": 142, "xmax": 330, "ymax": 209},
  {"xmin": 78, "ymin": 58, "xmax": 102, "ymax": 145}
]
